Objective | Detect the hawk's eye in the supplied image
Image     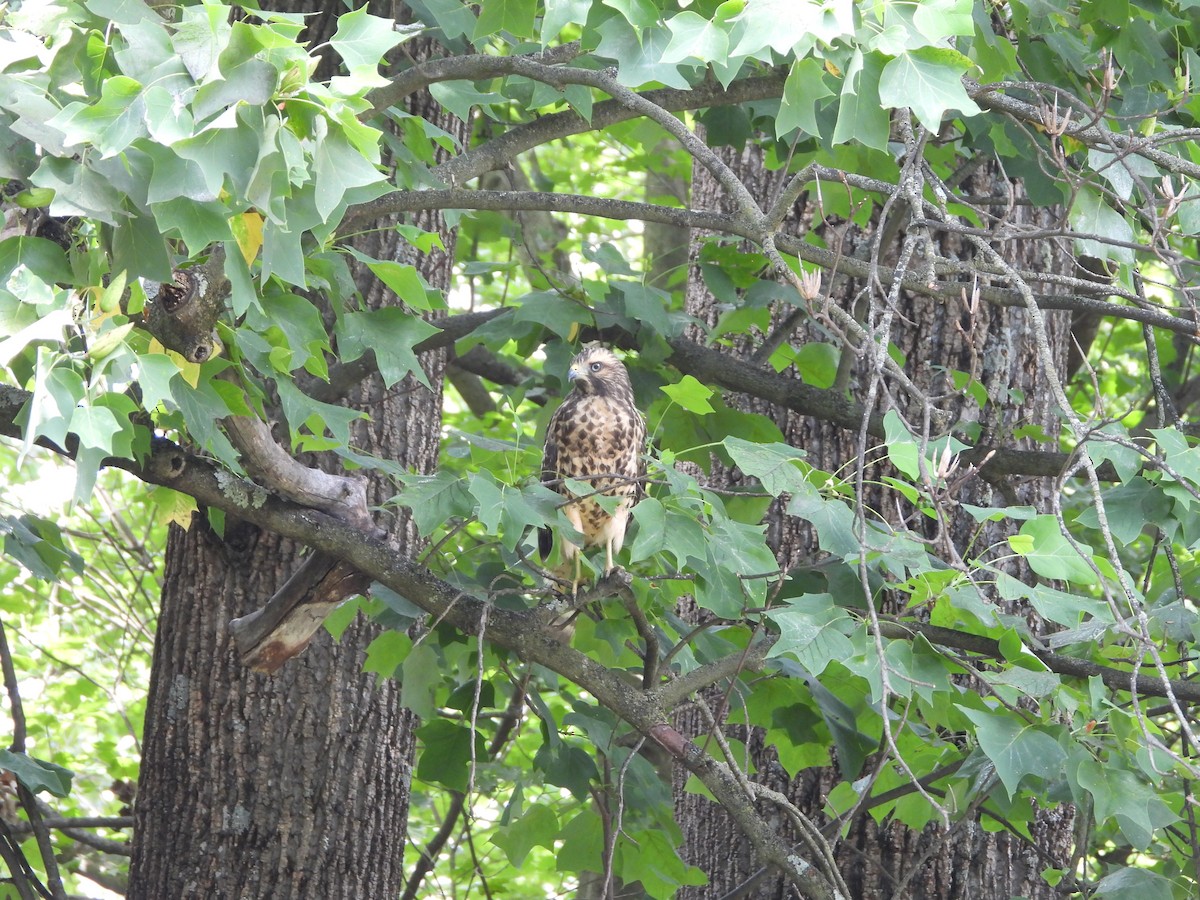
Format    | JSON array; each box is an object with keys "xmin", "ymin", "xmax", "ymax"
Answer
[{"xmin": 590, "ymin": 361, "xmax": 602, "ymax": 373}]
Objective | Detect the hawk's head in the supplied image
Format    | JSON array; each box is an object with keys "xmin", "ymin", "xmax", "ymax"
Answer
[{"xmin": 566, "ymin": 346, "xmax": 632, "ymax": 399}]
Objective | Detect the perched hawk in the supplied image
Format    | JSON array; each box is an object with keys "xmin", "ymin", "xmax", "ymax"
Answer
[{"xmin": 539, "ymin": 346, "xmax": 646, "ymax": 588}]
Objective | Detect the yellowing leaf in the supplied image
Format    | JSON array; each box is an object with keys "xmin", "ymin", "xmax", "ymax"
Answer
[
  {"xmin": 151, "ymin": 338, "xmax": 203, "ymax": 387},
  {"xmin": 150, "ymin": 486, "xmax": 198, "ymax": 529},
  {"xmin": 232, "ymin": 211, "xmax": 264, "ymax": 264}
]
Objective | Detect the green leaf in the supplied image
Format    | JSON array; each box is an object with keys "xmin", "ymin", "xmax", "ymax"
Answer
[
  {"xmin": 694, "ymin": 512, "xmax": 776, "ymax": 615},
  {"xmin": 337, "ymin": 308, "xmax": 438, "ymax": 389},
  {"xmin": 832, "ymin": 50, "xmax": 890, "ymax": 151},
  {"xmin": 0, "ymin": 237, "xmax": 72, "ymax": 285},
  {"xmin": 468, "ymin": 472, "xmax": 556, "ymax": 552},
  {"xmin": 556, "ymin": 809, "xmax": 603, "ymax": 873},
  {"xmin": 996, "ymin": 573, "xmax": 1113, "ymax": 628},
  {"xmin": 331, "ymin": 7, "xmax": 407, "ymax": 74},
  {"xmin": 786, "ymin": 484, "xmax": 859, "ymax": 558},
  {"xmin": 400, "ymin": 643, "xmax": 439, "ymax": 719},
  {"xmin": 766, "ymin": 594, "xmax": 856, "ymax": 676},
  {"xmin": 0, "ymin": 307, "xmax": 73, "ymax": 368},
  {"xmin": 533, "ymin": 741, "xmax": 598, "ymax": 801},
  {"xmin": 136, "ymin": 353, "xmax": 182, "ymax": 413},
  {"xmin": 511, "ymin": 291, "xmax": 591, "ymax": 339},
  {"xmin": 1085, "ymin": 425, "xmax": 1142, "ymax": 482},
  {"xmin": 629, "ymin": 498, "xmax": 709, "ymax": 568},
  {"xmin": 627, "ymin": 494, "xmax": 666, "ymax": 555},
  {"xmin": 363, "ymin": 629, "xmax": 410, "ymax": 678},
  {"xmin": 48, "ymin": 74, "xmax": 145, "ymax": 158},
  {"xmin": 959, "ymin": 707, "xmax": 1066, "ymax": 796},
  {"xmin": 474, "ymin": 0, "xmax": 536, "ymax": 39},
  {"xmin": 615, "ymin": 281, "xmax": 674, "ymax": 337},
  {"xmin": 594, "ymin": 19, "xmax": 689, "ymax": 89},
  {"xmin": 662, "ymin": 375, "xmax": 715, "ymax": 414},
  {"xmin": 152, "ymin": 197, "xmax": 234, "ymax": 255},
  {"xmin": 1075, "ymin": 478, "xmax": 1168, "ymax": 546},
  {"xmin": 723, "ymin": 436, "xmax": 808, "ymax": 496},
  {"xmin": 491, "ymin": 803, "xmax": 560, "ymax": 867},
  {"xmin": 1069, "ymin": 186, "xmax": 1135, "ymax": 265},
  {"xmin": 808, "ymin": 677, "xmax": 874, "ymax": 780},
  {"xmin": 913, "ymin": 0, "xmax": 974, "ymax": 40},
  {"xmin": 1075, "ymin": 759, "xmax": 1179, "ymax": 850},
  {"xmin": 617, "ymin": 827, "xmax": 707, "ymax": 897},
  {"xmin": 879, "ymin": 46, "xmax": 981, "ymax": 130},
  {"xmin": 777, "ymin": 58, "xmax": 834, "ymax": 138},
  {"xmin": 1008, "ymin": 515, "xmax": 1098, "ymax": 585},
  {"xmin": 313, "ymin": 127, "xmax": 386, "ymax": 223},
  {"xmin": 192, "ymin": 58, "xmax": 276, "ymax": 122},
  {"xmin": 347, "ymin": 253, "xmax": 437, "ymax": 310},
  {"xmin": 0, "ymin": 749, "xmax": 74, "ymax": 797},
  {"xmin": 416, "ymin": 718, "xmax": 486, "ymax": 793},
  {"xmin": 1094, "ymin": 866, "xmax": 1177, "ymax": 900},
  {"xmin": 69, "ymin": 404, "xmax": 124, "ymax": 455},
  {"xmin": 1, "ymin": 514, "xmax": 84, "ymax": 581},
  {"xmin": 34, "ymin": 156, "xmax": 123, "ymax": 225},
  {"xmin": 662, "ymin": 11, "xmax": 729, "ymax": 65},
  {"xmin": 394, "ymin": 469, "xmax": 474, "ymax": 537},
  {"xmin": 883, "ymin": 410, "xmax": 920, "ymax": 479},
  {"xmin": 731, "ymin": 0, "xmax": 853, "ymax": 58}
]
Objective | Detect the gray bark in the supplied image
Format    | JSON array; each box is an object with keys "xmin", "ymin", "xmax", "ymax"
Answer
[{"xmin": 127, "ymin": 6, "xmax": 466, "ymax": 897}]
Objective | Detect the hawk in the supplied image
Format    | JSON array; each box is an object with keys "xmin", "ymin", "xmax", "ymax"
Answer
[{"xmin": 539, "ymin": 346, "xmax": 646, "ymax": 589}]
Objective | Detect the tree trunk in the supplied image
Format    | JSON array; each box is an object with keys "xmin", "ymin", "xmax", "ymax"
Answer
[
  {"xmin": 127, "ymin": 6, "xmax": 465, "ymax": 897},
  {"xmin": 673, "ymin": 138, "xmax": 1076, "ymax": 898}
]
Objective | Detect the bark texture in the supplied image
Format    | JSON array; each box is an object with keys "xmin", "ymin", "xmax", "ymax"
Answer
[
  {"xmin": 673, "ymin": 139, "xmax": 1076, "ymax": 899},
  {"xmin": 127, "ymin": 5, "xmax": 465, "ymax": 898}
]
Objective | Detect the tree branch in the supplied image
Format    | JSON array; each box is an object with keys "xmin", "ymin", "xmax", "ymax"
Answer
[
  {"xmin": 0, "ymin": 620, "xmax": 65, "ymax": 899},
  {"xmin": 967, "ymin": 79, "xmax": 1200, "ymax": 182},
  {"xmin": 429, "ymin": 74, "xmax": 788, "ymax": 186},
  {"xmin": 874, "ymin": 619, "xmax": 1200, "ymax": 703},
  {"xmin": 344, "ymin": 186, "xmax": 1200, "ymax": 341}
]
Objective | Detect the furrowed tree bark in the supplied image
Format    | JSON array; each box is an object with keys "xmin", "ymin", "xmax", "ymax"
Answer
[
  {"xmin": 126, "ymin": 6, "xmax": 466, "ymax": 898},
  {"xmin": 672, "ymin": 133, "xmax": 1076, "ymax": 898}
]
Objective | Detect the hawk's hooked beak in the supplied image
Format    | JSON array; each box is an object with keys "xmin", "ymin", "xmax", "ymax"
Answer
[{"xmin": 567, "ymin": 365, "xmax": 580, "ymax": 383}]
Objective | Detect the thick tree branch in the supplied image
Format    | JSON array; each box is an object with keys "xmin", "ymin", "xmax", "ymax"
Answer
[{"xmin": 221, "ymin": 413, "xmax": 372, "ymax": 528}]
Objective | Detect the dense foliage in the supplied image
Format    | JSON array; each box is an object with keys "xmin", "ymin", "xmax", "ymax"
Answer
[{"xmin": 2, "ymin": 0, "xmax": 1200, "ymax": 897}]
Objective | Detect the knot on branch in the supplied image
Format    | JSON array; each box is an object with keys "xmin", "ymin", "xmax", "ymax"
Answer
[
  {"xmin": 140, "ymin": 249, "xmax": 228, "ymax": 364},
  {"xmin": 147, "ymin": 439, "xmax": 188, "ymax": 481}
]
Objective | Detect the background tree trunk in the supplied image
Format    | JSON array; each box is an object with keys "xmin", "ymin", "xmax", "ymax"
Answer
[
  {"xmin": 673, "ymin": 138, "xmax": 1076, "ymax": 898},
  {"xmin": 127, "ymin": 6, "xmax": 465, "ymax": 898}
]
